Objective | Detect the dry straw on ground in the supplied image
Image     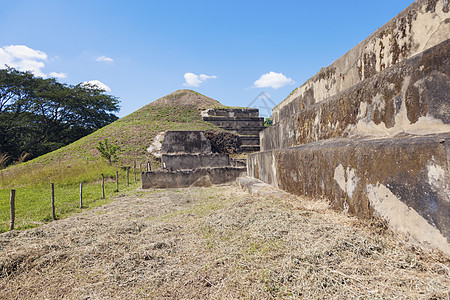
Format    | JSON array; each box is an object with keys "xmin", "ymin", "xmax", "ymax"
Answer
[{"xmin": 0, "ymin": 184, "xmax": 449, "ymax": 299}]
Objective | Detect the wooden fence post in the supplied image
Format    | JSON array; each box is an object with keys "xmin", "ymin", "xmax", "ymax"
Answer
[
  {"xmin": 79, "ymin": 182, "xmax": 83, "ymax": 208},
  {"xmin": 101, "ymin": 173, "xmax": 105, "ymax": 199},
  {"xmin": 51, "ymin": 183, "xmax": 56, "ymax": 220},
  {"xmin": 134, "ymin": 161, "xmax": 136, "ymax": 183},
  {"xmin": 127, "ymin": 167, "xmax": 129, "ymax": 186},
  {"xmin": 10, "ymin": 189, "xmax": 15, "ymax": 230},
  {"xmin": 115, "ymin": 170, "xmax": 119, "ymax": 192}
]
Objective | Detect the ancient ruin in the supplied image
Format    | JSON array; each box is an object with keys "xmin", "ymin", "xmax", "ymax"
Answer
[
  {"xmin": 142, "ymin": 130, "xmax": 246, "ymax": 188},
  {"xmin": 247, "ymin": 0, "xmax": 449, "ymax": 254},
  {"xmin": 139, "ymin": 0, "xmax": 449, "ymax": 255},
  {"xmin": 202, "ymin": 108, "xmax": 265, "ymax": 152}
]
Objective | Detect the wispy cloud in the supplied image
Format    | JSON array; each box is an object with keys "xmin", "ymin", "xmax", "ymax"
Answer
[
  {"xmin": 96, "ymin": 56, "xmax": 114, "ymax": 63},
  {"xmin": 49, "ymin": 72, "xmax": 67, "ymax": 79},
  {"xmin": 0, "ymin": 45, "xmax": 48, "ymax": 77},
  {"xmin": 183, "ymin": 72, "xmax": 217, "ymax": 87},
  {"xmin": 81, "ymin": 80, "xmax": 111, "ymax": 92},
  {"xmin": 253, "ymin": 71, "xmax": 294, "ymax": 89}
]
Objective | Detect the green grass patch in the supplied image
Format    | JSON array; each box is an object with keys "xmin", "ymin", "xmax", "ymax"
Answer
[{"xmin": 0, "ymin": 162, "xmax": 142, "ymax": 233}]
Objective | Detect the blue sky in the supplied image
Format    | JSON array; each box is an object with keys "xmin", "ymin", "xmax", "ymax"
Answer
[{"xmin": 0, "ymin": 0, "xmax": 413, "ymax": 118}]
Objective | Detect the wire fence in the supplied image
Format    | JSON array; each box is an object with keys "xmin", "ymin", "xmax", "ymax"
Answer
[{"xmin": 4, "ymin": 162, "xmax": 150, "ymax": 231}]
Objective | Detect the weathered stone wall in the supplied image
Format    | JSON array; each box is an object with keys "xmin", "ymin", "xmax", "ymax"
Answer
[
  {"xmin": 262, "ymin": 40, "xmax": 450, "ymax": 151},
  {"xmin": 141, "ymin": 167, "xmax": 246, "ymax": 189},
  {"xmin": 273, "ymin": 0, "xmax": 449, "ymax": 124},
  {"xmin": 249, "ymin": 133, "xmax": 450, "ymax": 254},
  {"xmin": 248, "ymin": 0, "xmax": 450, "ymax": 254},
  {"xmin": 161, "ymin": 131, "xmax": 212, "ymax": 154},
  {"xmin": 162, "ymin": 153, "xmax": 230, "ymax": 171}
]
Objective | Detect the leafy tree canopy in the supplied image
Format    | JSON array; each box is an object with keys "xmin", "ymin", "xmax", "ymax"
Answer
[{"xmin": 0, "ymin": 67, "xmax": 120, "ymax": 163}]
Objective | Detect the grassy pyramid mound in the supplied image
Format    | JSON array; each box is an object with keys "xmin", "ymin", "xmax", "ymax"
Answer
[{"xmin": 0, "ymin": 90, "xmax": 227, "ymax": 231}]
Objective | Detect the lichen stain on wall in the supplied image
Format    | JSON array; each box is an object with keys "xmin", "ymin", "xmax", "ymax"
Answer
[{"xmin": 366, "ymin": 182, "xmax": 450, "ymax": 254}]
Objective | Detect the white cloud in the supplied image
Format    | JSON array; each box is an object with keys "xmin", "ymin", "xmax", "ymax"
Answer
[
  {"xmin": 96, "ymin": 56, "xmax": 114, "ymax": 63},
  {"xmin": 253, "ymin": 71, "xmax": 294, "ymax": 89},
  {"xmin": 0, "ymin": 45, "xmax": 48, "ymax": 77},
  {"xmin": 49, "ymin": 72, "xmax": 67, "ymax": 79},
  {"xmin": 81, "ymin": 80, "xmax": 111, "ymax": 92},
  {"xmin": 183, "ymin": 72, "xmax": 217, "ymax": 87}
]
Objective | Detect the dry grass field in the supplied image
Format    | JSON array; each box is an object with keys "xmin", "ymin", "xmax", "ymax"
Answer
[{"xmin": 1, "ymin": 184, "xmax": 449, "ymax": 299}]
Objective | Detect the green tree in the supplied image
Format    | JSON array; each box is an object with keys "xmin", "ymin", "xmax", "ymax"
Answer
[
  {"xmin": 264, "ymin": 117, "xmax": 273, "ymax": 127},
  {"xmin": 0, "ymin": 67, "xmax": 120, "ymax": 163},
  {"xmin": 96, "ymin": 139, "xmax": 121, "ymax": 165}
]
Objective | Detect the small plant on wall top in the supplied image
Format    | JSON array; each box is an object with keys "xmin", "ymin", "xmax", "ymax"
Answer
[{"xmin": 96, "ymin": 139, "xmax": 121, "ymax": 165}]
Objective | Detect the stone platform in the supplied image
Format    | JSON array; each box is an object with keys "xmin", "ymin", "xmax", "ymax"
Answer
[
  {"xmin": 142, "ymin": 167, "xmax": 246, "ymax": 189},
  {"xmin": 162, "ymin": 153, "xmax": 230, "ymax": 171}
]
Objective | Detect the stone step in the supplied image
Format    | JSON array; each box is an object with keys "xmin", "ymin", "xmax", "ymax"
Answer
[
  {"xmin": 202, "ymin": 108, "xmax": 259, "ymax": 118},
  {"xmin": 222, "ymin": 128, "xmax": 265, "ymax": 136},
  {"xmin": 240, "ymin": 145, "xmax": 260, "ymax": 152},
  {"xmin": 239, "ymin": 136, "xmax": 260, "ymax": 146},
  {"xmin": 260, "ymin": 39, "xmax": 450, "ymax": 152},
  {"xmin": 248, "ymin": 133, "xmax": 450, "ymax": 254},
  {"xmin": 203, "ymin": 117, "xmax": 264, "ymax": 128},
  {"xmin": 142, "ymin": 167, "xmax": 247, "ymax": 189}
]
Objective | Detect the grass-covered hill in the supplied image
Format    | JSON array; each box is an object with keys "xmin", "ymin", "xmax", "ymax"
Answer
[{"xmin": 0, "ymin": 89, "xmax": 227, "ymax": 232}]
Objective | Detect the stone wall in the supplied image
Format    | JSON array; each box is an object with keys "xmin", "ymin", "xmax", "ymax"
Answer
[
  {"xmin": 248, "ymin": 0, "xmax": 450, "ymax": 254},
  {"xmin": 261, "ymin": 40, "xmax": 450, "ymax": 151},
  {"xmin": 161, "ymin": 131, "xmax": 212, "ymax": 154},
  {"xmin": 141, "ymin": 167, "xmax": 246, "ymax": 189},
  {"xmin": 273, "ymin": 0, "xmax": 450, "ymax": 124},
  {"xmin": 162, "ymin": 153, "xmax": 230, "ymax": 171},
  {"xmin": 144, "ymin": 131, "xmax": 243, "ymax": 188},
  {"xmin": 249, "ymin": 134, "xmax": 450, "ymax": 254}
]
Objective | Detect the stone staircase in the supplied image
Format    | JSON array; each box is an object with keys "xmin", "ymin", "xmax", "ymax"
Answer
[
  {"xmin": 247, "ymin": 0, "xmax": 450, "ymax": 254},
  {"xmin": 202, "ymin": 108, "xmax": 265, "ymax": 152},
  {"xmin": 142, "ymin": 131, "xmax": 246, "ymax": 188}
]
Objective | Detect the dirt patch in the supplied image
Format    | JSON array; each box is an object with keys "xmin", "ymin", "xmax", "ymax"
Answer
[{"xmin": 0, "ymin": 185, "xmax": 449, "ymax": 299}]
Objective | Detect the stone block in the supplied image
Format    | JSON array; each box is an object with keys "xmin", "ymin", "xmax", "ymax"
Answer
[
  {"xmin": 141, "ymin": 167, "xmax": 247, "ymax": 189},
  {"xmin": 161, "ymin": 131, "xmax": 212, "ymax": 154},
  {"xmin": 161, "ymin": 153, "xmax": 230, "ymax": 171}
]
